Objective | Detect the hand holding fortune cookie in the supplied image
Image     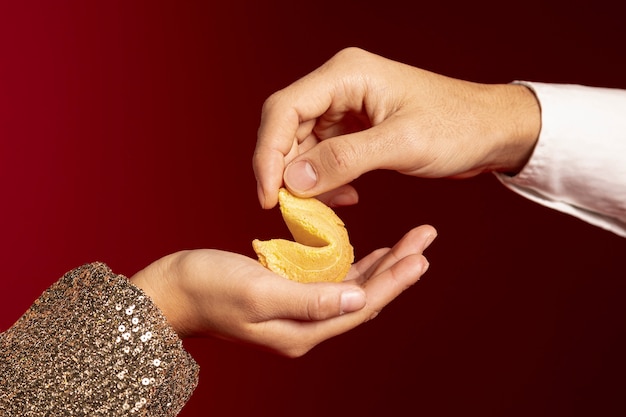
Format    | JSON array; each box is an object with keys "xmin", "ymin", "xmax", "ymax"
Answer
[
  {"xmin": 253, "ymin": 188, "xmax": 354, "ymax": 283},
  {"xmin": 134, "ymin": 187, "xmax": 434, "ymax": 358}
]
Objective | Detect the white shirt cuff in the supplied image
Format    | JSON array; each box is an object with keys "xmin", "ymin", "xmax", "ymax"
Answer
[{"xmin": 495, "ymin": 81, "xmax": 626, "ymax": 238}]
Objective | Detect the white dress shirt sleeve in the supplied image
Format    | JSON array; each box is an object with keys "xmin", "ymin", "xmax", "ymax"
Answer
[{"xmin": 495, "ymin": 82, "xmax": 626, "ymax": 238}]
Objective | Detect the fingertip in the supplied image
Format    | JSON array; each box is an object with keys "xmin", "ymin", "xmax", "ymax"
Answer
[
  {"xmin": 328, "ymin": 186, "xmax": 359, "ymax": 207},
  {"xmin": 424, "ymin": 232, "xmax": 437, "ymax": 251},
  {"xmin": 256, "ymin": 181, "xmax": 267, "ymax": 208},
  {"xmin": 252, "ymin": 143, "xmax": 288, "ymax": 208},
  {"xmin": 407, "ymin": 224, "xmax": 438, "ymax": 251},
  {"xmin": 422, "ymin": 225, "xmax": 438, "ymax": 250},
  {"xmin": 284, "ymin": 160, "xmax": 318, "ymax": 194},
  {"xmin": 315, "ymin": 185, "xmax": 359, "ymax": 207},
  {"xmin": 257, "ymin": 182, "xmax": 278, "ymax": 209}
]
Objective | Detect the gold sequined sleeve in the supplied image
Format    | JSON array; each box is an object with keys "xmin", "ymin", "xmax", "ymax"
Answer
[{"xmin": 0, "ymin": 262, "xmax": 200, "ymax": 416}]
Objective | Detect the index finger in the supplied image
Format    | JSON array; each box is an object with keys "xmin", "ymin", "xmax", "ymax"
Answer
[
  {"xmin": 253, "ymin": 73, "xmax": 334, "ymax": 209},
  {"xmin": 253, "ymin": 100, "xmax": 299, "ymax": 209}
]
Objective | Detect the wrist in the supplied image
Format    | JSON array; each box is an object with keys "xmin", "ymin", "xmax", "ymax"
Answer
[
  {"xmin": 130, "ymin": 253, "xmax": 192, "ymax": 339},
  {"xmin": 491, "ymin": 83, "xmax": 541, "ymax": 175}
]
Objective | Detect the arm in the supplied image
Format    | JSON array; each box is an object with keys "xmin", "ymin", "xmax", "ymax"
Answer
[
  {"xmin": 253, "ymin": 47, "xmax": 541, "ymax": 208},
  {"xmin": 0, "ymin": 263, "xmax": 199, "ymax": 416},
  {"xmin": 1, "ymin": 224, "xmax": 435, "ymax": 414},
  {"xmin": 495, "ymin": 82, "xmax": 626, "ymax": 237},
  {"xmin": 253, "ymin": 47, "xmax": 626, "ymax": 237}
]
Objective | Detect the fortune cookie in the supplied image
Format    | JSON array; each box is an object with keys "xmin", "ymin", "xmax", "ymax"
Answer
[{"xmin": 252, "ymin": 188, "xmax": 354, "ymax": 283}]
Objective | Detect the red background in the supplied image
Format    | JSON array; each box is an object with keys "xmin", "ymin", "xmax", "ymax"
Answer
[{"xmin": 2, "ymin": 2, "xmax": 625, "ymax": 416}]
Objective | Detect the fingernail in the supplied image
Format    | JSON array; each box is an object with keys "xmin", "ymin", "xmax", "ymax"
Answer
[
  {"xmin": 340, "ymin": 289, "xmax": 366, "ymax": 314},
  {"xmin": 285, "ymin": 160, "xmax": 317, "ymax": 192},
  {"xmin": 423, "ymin": 233, "xmax": 437, "ymax": 251}
]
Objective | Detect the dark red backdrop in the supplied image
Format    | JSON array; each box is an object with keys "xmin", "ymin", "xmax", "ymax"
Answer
[{"xmin": 2, "ymin": 2, "xmax": 625, "ymax": 416}]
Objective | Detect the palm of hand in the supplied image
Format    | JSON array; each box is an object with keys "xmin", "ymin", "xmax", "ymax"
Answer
[{"xmin": 132, "ymin": 224, "xmax": 433, "ymax": 357}]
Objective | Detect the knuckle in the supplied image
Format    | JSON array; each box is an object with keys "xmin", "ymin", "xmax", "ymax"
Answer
[
  {"xmin": 305, "ymin": 292, "xmax": 331, "ymax": 321},
  {"xmin": 261, "ymin": 92, "xmax": 280, "ymax": 115},
  {"xmin": 319, "ymin": 140, "xmax": 356, "ymax": 176},
  {"xmin": 333, "ymin": 46, "xmax": 367, "ymax": 62}
]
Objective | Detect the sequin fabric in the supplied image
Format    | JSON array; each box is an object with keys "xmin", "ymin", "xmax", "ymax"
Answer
[{"xmin": 0, "ymin": 262, "xmax": 199, "ymax": 416}]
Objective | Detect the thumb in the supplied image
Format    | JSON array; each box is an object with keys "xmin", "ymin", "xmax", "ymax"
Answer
[
  {"xmin": 261, "ymin": 281, "xmax": 367, "ymax": 321},
  {"xmin": 284, "ymin": 131, "xmax": 382, "ymax": 198}
]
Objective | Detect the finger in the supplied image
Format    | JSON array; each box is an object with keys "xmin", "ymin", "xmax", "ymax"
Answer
[
  {"xmin": 253, "ymin": 139, "xmax": 294, "ymax": 210},
  {"xmin": 344, "ymin": 247, "xmax": 390, "ymax": 281},
  {"xmin": 274, "ymin": 226, "xmax": 436, "ymax": 342},
  {"xmin": 282, "ymin": 121, "xmax": 411, "ymax": 199},
  {"xmin": 254, "ymin": 74, "xmax": 336, "ymax": 209},
  {"xmin": 315, "ymin": 184, "xmax": 359, "ymax": 207},
  {"xmin": 361, "ymin": 253, "xmax": 429, "ymax": 316},
  {"xmin": 256, "ymin": 225, "xmax": 435, "ymax": 322},
  {"xmin": 257, "ymin": 253, "xmax": 430, "ymax": 358},
  {"xmin": 251, "ymin": 277, "xmax": 367, "ymax": 322},
  {"xmin": 363, "ymin": 224, "xmax": 437, "ymax": 281}
]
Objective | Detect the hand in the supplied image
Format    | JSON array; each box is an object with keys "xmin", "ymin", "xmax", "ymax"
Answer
[
  {"xmin": 130, "ymin": 224, "xmax": 436, "ymax": 357},
  {"xmin": 253, "ymin": 47, "xmax": 541, "ymax": 209}
]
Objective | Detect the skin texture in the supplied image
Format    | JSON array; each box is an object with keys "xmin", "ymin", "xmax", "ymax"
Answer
[
  {"xmin": 253, "ymin": 47, "xmax": 541, "ymax": 210},
  {"xmin": 131, "ymin": 224, "xmax": 436, "ymax": 358}
]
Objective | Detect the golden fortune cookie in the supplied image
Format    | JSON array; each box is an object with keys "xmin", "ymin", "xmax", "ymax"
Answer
[{"xmin": 252, "ymin": 188, "xmax": 354, "ymax": 283}]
